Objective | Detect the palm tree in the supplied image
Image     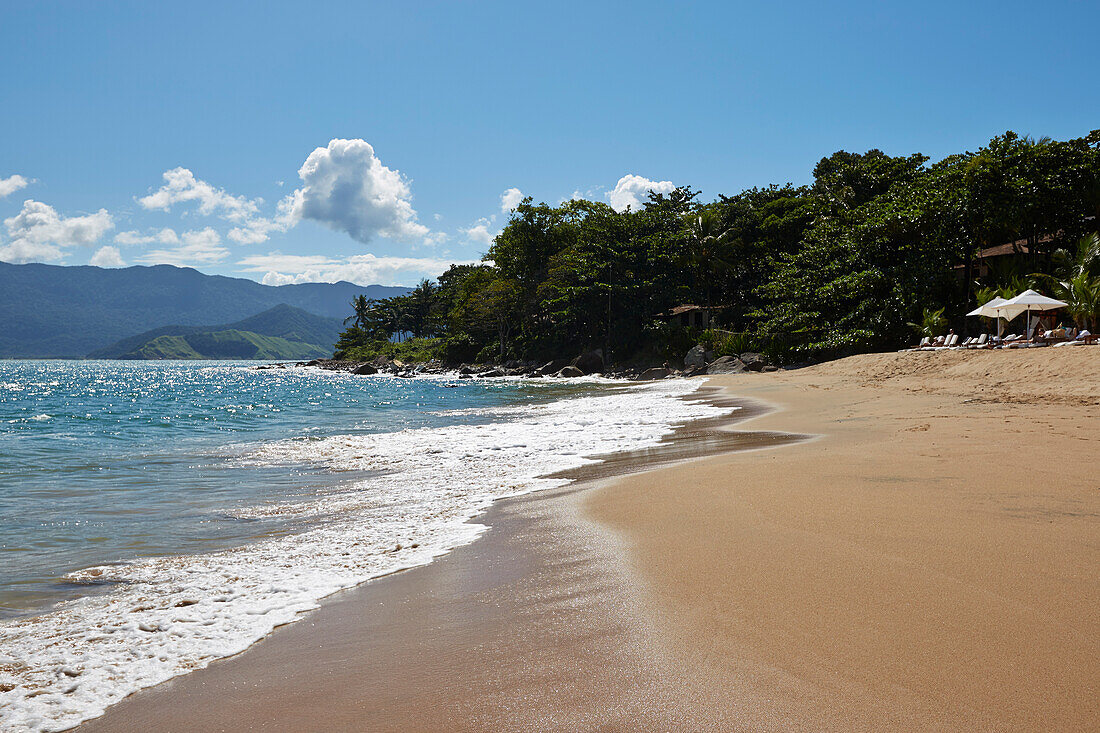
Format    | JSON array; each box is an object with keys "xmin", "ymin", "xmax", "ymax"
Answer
[
  {"xmin": 344, "ymin": 295, "xmax": 373, "ymax": 330},
  {"xmin": 682, "ymin": 210, "xmax": 737, "ymax": 309},
  {"xmin": 1032, "ymin": 233, "xmax": 1100, "ymax": 330}
]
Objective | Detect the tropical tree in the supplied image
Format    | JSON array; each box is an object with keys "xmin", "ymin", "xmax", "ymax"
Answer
[{"xmin": 682, "ymin": 209, "xmax": 736, "ymax": 308}]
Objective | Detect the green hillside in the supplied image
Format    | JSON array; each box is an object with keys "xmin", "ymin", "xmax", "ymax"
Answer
[
  {"xmin": 90, "ymin": 304, "xmax": 344, "ymax": 359},
  {"xmin": 118, "ymin": 330, "xmax": 329, "ymax": 360},
  {"xmin": 0, "ymin": 262, "xmax": 407, "ymax": 358}
]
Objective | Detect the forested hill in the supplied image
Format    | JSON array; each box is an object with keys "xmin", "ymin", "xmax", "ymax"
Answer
[
  {"xmin": 0, "ymin": 262, "xmax": 407, "ymax": 358},
  {"xmin": 89, "ymin": 304, "xmax": 345, "ymax": 360},
  {"xmin": 333, "ymin": 129, "xmax": 1100, "ymax": 367}
]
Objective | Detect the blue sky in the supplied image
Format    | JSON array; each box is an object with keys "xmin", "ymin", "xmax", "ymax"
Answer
[{"xmin": 1, "ymin": 0, "xmax": 1097, "ymax": 286}]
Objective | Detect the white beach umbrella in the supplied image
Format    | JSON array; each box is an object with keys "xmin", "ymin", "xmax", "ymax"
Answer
[
  {"xmin": 967, "ymin": 295, "xmax": 1009, "ymax": 336},
  {"xmin": 992, "ymin": 289, "xmax": 1068, "ymax": 338}
]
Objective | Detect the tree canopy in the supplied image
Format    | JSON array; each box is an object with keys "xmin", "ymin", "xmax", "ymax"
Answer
[{"xmin": 335, "ymin": 128, "xmax": 1100, "ymax": 365}]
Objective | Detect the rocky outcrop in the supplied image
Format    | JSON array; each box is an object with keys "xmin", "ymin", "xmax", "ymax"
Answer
[
  {"xmin": 478, "ymin": 368, "xmax": 506, "ymax": 378},
  {"xmin": 557, "ymin": 365, "xmax": 585, "ymax": 378},
  {"xmin": 636, "ymin": 367, "xmax": 672, "ymax": 381},
  {"xmin": 571, "ymin": 350, "xmax": 604, "ymax": 375},
  {"xmin": 351, "ymin": 363, "xmax": 378, "ymax": 375},
  {"xmin": 706, "ymin": 355, "xmax": 747, "ymax": 374},
  {"xmin": 537, "ymin": 359, "xmax": 570, "ymax": 376},
  {"xmin": 684, "ymin": 344, "xmax": 715, "ymax": 368},
  {"xmin": 739, "ymin": 352, "xmax": 767, "ymax": 371}
]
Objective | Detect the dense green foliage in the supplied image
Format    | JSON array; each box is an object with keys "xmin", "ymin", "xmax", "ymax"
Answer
[
  {"xmin": 336, "ymin": 130, "xmax": 1100, "ymax": 365},
  {"xmin": 92, "ymin": 305, "xmax": 345, "ymax": 360}
]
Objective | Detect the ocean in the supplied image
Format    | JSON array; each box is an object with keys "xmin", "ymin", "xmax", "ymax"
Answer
[{"xmin": 0, "ymin": 361, "xmax": 731, "ymax": 731}]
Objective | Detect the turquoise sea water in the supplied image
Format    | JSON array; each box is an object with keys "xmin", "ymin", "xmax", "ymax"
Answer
[
  {"xmin": 0, "ymin": 360, "xmax": 727, "ymax": 732},
  {"xmin": 0, "ymin": 361, "xmax": 589, "ymax": 616}
]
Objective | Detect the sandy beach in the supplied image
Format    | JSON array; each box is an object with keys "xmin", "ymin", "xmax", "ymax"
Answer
[{"xmin": 78, "ymin": 348, "xmax": 1099, "ymax": 731}]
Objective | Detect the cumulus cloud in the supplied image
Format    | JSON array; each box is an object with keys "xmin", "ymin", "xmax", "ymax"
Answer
[
  {"xmin": 461, "ymin": 218, "xmax": 497, "ymax": 246},
  {"xmin": 138, "ymin": 167, "xmax": 261, "ymax": 222},
  {"xmin": 136, "ymin": 227, "xmax": 228, "ymax": 266},
  {"xmin": 292, "ymin": 138, "xmax": 430, "ymax": 244},
  {"xmin": 238, "ymin": 252, "xmax": 477, "ymax": 287},
  {"xmin": 137, "ymin": 167, "xmax": 297, "ymax": 246},
  {"xmin": 114, "ymin": 227, "xmax": 180, "ymax": 245},
  {"xmin": 0, "ymin": 174, "xmax": 29, "ymax": 199},
  {"xmin": 90, "ymin": 245, "xmax": 126, "ymax": 268},
  {"xmin": 607, "ymin": 174, "xmax": 675, "ymax": 212},
  {"xmin": 500, "ymin": 187, "xmax": 524, "ymax": 212},
  {"xmin": 0, "ymin": 199, "xmax": 113, "ymax": 263}
]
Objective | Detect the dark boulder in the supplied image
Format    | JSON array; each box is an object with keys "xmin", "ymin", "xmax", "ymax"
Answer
[
  {"xmin": 351, "ymin": 363, "xmax": 378, "ymax": 375},
  {"xmin": 683, "ymin": 344, "xmax": 714, "ymax": 368},
  {"xmin": 478, "ymin": 368, "xmax": 505, "ymax": 378},
  {"xmin": 706, "ymin": 356, "xmax": 746, "ymax": 374},
  {"xmin": 636, "ymin": 367, "xmax": 671, "ymax": 381},
  {"xmin": 762, "ymin": 364, "xmax": 780, "ymax": 372},
  {"xmin": 739, "ymin": 352, "xmax": 767, "ymax": 371},
  {"xmin": 556, "ymin": 365, "xmax": 585, "ymax": 378},
  {"xmin": 571, "ymin": 350, "xmax": 604, "ymax": 375},
  {"xmin": 537, "ymin": 359, "xmax": 570, "ymax": 376}
]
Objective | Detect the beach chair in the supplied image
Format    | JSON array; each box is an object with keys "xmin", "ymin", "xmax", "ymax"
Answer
[{"xmin": 971, "ymin": 334, "xmax": 989, "ymax": 349}]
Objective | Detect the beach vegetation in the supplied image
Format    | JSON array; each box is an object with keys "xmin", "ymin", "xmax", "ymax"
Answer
[{"xmin": 334, "ymin": 129, "xmax": 1100, "ymax": 365}]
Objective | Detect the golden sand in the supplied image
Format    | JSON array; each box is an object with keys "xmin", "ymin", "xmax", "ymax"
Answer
[{"xmin": 79, "ymin": 348, "xmax": 1099, "ymax": 731}]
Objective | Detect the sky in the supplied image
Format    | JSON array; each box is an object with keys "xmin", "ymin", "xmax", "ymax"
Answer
[{"xmin": 1, "ymin": 0, "xmax": 1097, "ymax": 286}]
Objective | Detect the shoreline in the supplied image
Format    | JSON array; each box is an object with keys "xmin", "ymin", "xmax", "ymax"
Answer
[
  {"xmin": 78, "ymin": 349, "xmax": 1100, "ymax": 730},
  {"xmin": 74, "ymin": 380, "xmax": 792, "ymax": 732}
]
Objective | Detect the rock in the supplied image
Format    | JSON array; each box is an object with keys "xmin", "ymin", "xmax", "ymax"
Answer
[
  {"xmin": 636, "ymin": 367, "xmax": 671, "ymax": 381},
  {"xmin": 458, "ymin": 373, "xmax": 473, "ymax": 379},
  {"xmin": 351, "ymin": 363, "xmax": 378, "ymax": 375},
  {"xmin": 458, "ymin": 364, "xmax": 476, "ymax": 375},
  {"xmin": 681, "ymin": 365, "xmax": 705, "ymax": 377},
  {"xmin": 739, "ymin": 352, "xmax": 767, "ymax": 371},
  {"xmin": 503, "ymin": 359, "xmax": 524, "ymax": 369},
  {"xmin": 571, "ymin": 350, "xmax": 604, "ymax": 375},
  {"xmin": 556, "ymin": 365, "xmax": 585, "ymax": 378},
  {"xmin": 478, "ymin": 368, "xmax": 505, "ymax": 378},
  {"xmin": 305, "ymin": 358, "xmax": 325, "ymax": 367},
  {"xmin": 536, "ymin": 359, "xmax": 570, "ymax": 376},
  {"xmin": 706, "ymin": 355, "xmax": 746, "ymax": 374},
  {"xmin": 762, "ymin": 364, "xmax": 779, "ymax": 372},
  {"xmin": 683, "ymin": 344, "xmax": 715, "ymax": 368},
  {"xmin": 505, "ymin": 367, "xmax": 529, "ymax": 376}
]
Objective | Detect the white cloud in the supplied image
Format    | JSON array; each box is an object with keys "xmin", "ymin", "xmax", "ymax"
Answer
[
  {"xmin": 500, "ymin": 187, "xmax": 524, "ymax": 212},
  {"xmin": 137, "ymin": 227, "xmax": 228, "ymax": 266},
  {"xmin": 292, "ymin": 138, "xmax": 430, "ymax": 244},
  {"xmin": 90, "ymin": 245, "xmax": 126, "ymax": 267},
  {"xmin": 0, "ymin": 174, "xmax": 29, "ymax": 199},
  {"xmin": 461, "ymin": 219, "xmax": 496, "ymax": 246},
  {"xmin": 238, "ymin": 252, "xmax": 477, "ymax": 287},
  {"xmin": 137, "ymin": 167, "xmax": 297, "ymax": 246},
  {"xmin": 138, "ymin": 167, "xmax": 261, "ymax": 222},
  {"xmin": 0, "ymin": 199, "xmax": 113, "ymax": 263},
  {"xmin": 607, "ymin": 174, "xmax": 675, "ymax": 212},
  {"xmin": 114, "ymin": 227, "xmax": 180, "ymax": 245}
]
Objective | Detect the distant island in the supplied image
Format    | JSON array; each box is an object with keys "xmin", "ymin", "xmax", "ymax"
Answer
[
  {"xmin": 90, "ymin": 304, "xmax": 344, "ymax": 360},
  {"xmin": 0, "ymin": 262, "xmax": 407, "ymax": 358}
]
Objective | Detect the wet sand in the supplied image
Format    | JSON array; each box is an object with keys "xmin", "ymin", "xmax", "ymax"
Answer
[{"xmin": 78, "ymin": 349, "xmax": 1100, "ymax": 731}]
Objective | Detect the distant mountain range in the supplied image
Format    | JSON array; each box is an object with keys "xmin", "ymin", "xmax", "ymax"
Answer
[
  {"xmin": 89, "ymin": 304, "xmax": 345, "ymax": 360},
  {"xmin": 0, "ymin": 262, "xmax": 407, "ymax": 358}
]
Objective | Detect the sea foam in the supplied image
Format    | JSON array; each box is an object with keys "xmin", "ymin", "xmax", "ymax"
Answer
[{"xmin": 0, "ymin": 378, "xmax": 732, "ymax": 732}]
